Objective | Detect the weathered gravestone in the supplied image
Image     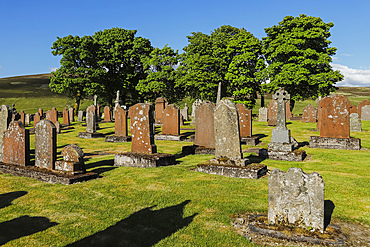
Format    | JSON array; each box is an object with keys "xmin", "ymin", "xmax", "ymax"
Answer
[
  {"xmin": 63, "ymin": 108, "xmax": 70, "ymax": 125},
  {"xmin": 38, "ymin": 108, "xmax": 43, "ymax": 118},
  {"xmin": 350, "ymin": 113, "xmax": 362, "ymax": 132},
  {"xmin": 55, "ymin": 144, "xmax": 85, "ymax": 174},
  {"xmin": 105, "ymin": 105, "xmax": 131, "ymax": 142},
  {"xmin": 196, "ymin": 100, "xmax": 267, "ymax": 179},
  {"xmin": 191, "ymin": 99, "xmax": 202, "ymax": 125},
  {"xmin": 237, "ymin": 103, "xmax": 259, "ymax": 145},
  {"xmin": 262, "ymin": 88, "xmax": 306, "ymax": 161},
  {"xmin": 302, "ymin": 104, "xmax": 318, "ymax": 123},
  {"xmin": 69, "ymin": 107, "xmax": 75, "ymax": 122},
  {"xmin": 0, "ymin": 105, "xmax": 12, "ymax": 162},
  {"xmin": 114, "ymin": 103, "xmax": 175, "ymax": 167},
  {"xmin": 267, "ymin": 100, "xmax": 277, "ymax": 126},
  {"xmin": 19, "ymin": 110, "xmax": 25, "ymax": 125},
  {"xmin": 156, "ymin": 104, "xmax": 186, "ymax": 141},
  {"xmin": 350, "ymin": 104, "xmax": 358, "ymax": 114},
  {"xmin": 50, "ymin": 108, "xmax": 58, "ymax": 124},
  {"xmin": 358, "ymin": 99, "xmax": 370, "ymax": 120},
  {"xmin": 54, "ymin": 121, "xmax": 61, "ymax": 134},
  {"xmin": 268, "ymin": 168, "xmax": 325, "ymax": 233},
  {"xmin": 35, "ymin": 120, "xmax": 57, "ymax": 170},
  {"xmin": 180, "ymin": 103, "xmax": 189, "ymax": 121},
  {"xmin": 25, "ymin": 114, "xmax": 31, "ymax": 125},
  {"xmin": 309, "ymin": 95, "xmax": 361, "ymax": 150},
  {"xmin": 79, "ymin": 110, "xmax": 104, "ymax": 138},
  {"xmin": 103, "ymin": 106, "xmax": 112, "ymax": 122},
  {"xmin": 361, "ymin": 105, "xmax": 370, "ymax": 121},
  {"xmin": 33, "ymin": 112, "xmax": 41, "ymax": 128},
  {"xmin": 155, "ymin": 97, "xmax": 167, "ymax": 124},
  {"xmin": 258, "ymin": 107, "xmax": 268, "ymax": 122},
  {"xmin": 77, "ymin": 111, "xmax": 84, "ymax": 122},
  {"xmin": 3, "ymin": 121, "xmax": 30, "ymax": 166}
]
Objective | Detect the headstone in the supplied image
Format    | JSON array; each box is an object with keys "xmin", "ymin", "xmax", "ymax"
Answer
[
  {"xmin": 3, "ymin": 121, "xmax": 30, "ymax": 166},
  {"xmin": 285, "ymin": 101, "xmax": 292, "ymax": 119},
  {"xmin": 155, "ymin": 97, "xmax": 167, "ymax": 123},
  {"xmin": 54, "ymin": 144, "xmax": 85, "ymax": 173},
  {"xmin": 19, "ymin": 110, "xmax": 25, "ymax": 125},
  {"xmin": 45, "ymin": 110, "xmax": 51, "ymax": 122},
  {"xmin": 267, "ymin": 100, "xmax": 277, "ymax": 126},
  {"xmin": 38, "ymin": 108, "xmax": 43, "ymax": 118},
  {"xmin": 302, "ymin": 104, "xmax": 318, "ymax": 123},
  {"xmin": 319, "ymin": 95, "xmax": 350, "ymax": 139},
  {"xmin": 69, "ymin": 107, "xmax": 75, "ymax": 122},
  {"xmin": 25, "ymin": 114, "xmax": 31, "ymax": 125},
  {"xmin": 236, "ymin": 103, "xmax": 252, "ymax": 138},
  {"xmin": 103, "ymin": 106, "xmax": 112, "ymax": 122},
  {"xmin": 270, "ymin": 88, "xmax": 291, "ymax": 146},
  {"xmin": 54, "ymin": 121, "xmax": 61, "ymax": 134},
  {"xmin": 162, "ymin": 104, "xmax": 180, "ymax": 135},
  {"xmin": 50, "ymin": 108, "xmax": 58, "ymax": 124},
  {"xmin": 77, "ymin": 111, "xmax": 84, "ymax": 122},
  {"xmin": 268, "ymin": 168, "xmax": 325, "ymax": 233},
  {"xmin": 194, "ymin": 101, "xmax": 215, "ymax": 149},
  {"xmin": 361, "ymin": 105, "xmax": 370, "ymax": 121},
  {"xmin": 96, "ymin": 104, "xmax": 101, "ymax": 120},
  {"xmin": 63, "ymin": 108, "xmax": 70, "ymax": 125},
  {"xmin": 33, "ymin": 112, "xmax": 41, "ymax": 128},
  {"xmin": 115, "ymin": 105, "xmax": 128, "ymax": 137},
  {"xmin": 191, "ymin": 99, "xmax": 202, "ymax": 124},
  {"xmin": 214, "ymin": 100, "xmax": 244, "ymax": 164},
  {"xmin": 350, "ymin": 113, "xmax": 362, "ymax": 132},
  {"xmin": 130, "ymin": 103, "xmax": 157, "ymax": 154},
  {"xmin": 35, "ymin": 120, "xmax": 57, "ymax": 170},
  {"xmin": 350, "ymin": 105, "xmax": 358, "ymax": 114},
  {"xmin": 0, "ymin": 105, "xmax": 12, "ymax": 162},
  {"xmin": 180, "ymin": 103, "xmax": 189, "ymax": 121},
  {"xmin": 358, "ymin": 99, "xmax": 370, "ymax": 119},
  {"xmin": 86, "ymin": 110, "xmax": 96, "ymax": 134},
  {"xmin": 258, "ymin": 107, "xmax": 268, "ymax": 122}
]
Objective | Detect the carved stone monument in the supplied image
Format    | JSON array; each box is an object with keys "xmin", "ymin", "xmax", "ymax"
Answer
[
  {"xmin": 258, "ymin": 107, "xmax": 268, "ymax": 122},
  {"xmin": 105, "ymin": 105, "xmax": 131, "ymax": 142},
  {"xmin": 78, "ymin": 110, "xmax": 104, "ymax": 138},
  {"xmin": 155, "ymin": 104, "xmax": 187, "ymax": 141},
  {"xmin": 155, "ymin": 97, "xmax": 167, "ymax": 124},
  {"xmin": 350, "ymin": 113, "xmax": 362, "ymax": 132},
  {"xmin": 35, "ymin": 120, "xmax": 57, "ymax": 170},
  {"xmin": 237, "ymin": 103, "xmax": 259, "ymax": 145},
  {"xmin": 302, "ymin": 104, "xmax": 318, "ymax": 123},
  {"xmin": 3, "ymin": 121, "xmax": 30, "ymax": 166}
]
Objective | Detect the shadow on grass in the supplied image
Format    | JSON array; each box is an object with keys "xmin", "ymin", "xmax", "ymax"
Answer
[
  {"xmin": 67, "ymin": 200, "xmax": 197, "ymax": 247},
  {"xmin": 0, "ymin": 216, "xmax": 58, "ymax": 245},
  {"xmin": 0, "ymin": 191, "xmax": 27, "ymax": 209},
  {"xmin": 85, "ymin": 158, "xmax": 118, "ymax": 175},
  {"xmin": 245, "ymin": 153, "xmax": 266, "ymax": 163},
  {"xmin": 324, "ymin": 200, "xmax": 335, "ymax": 230},
  {"xmin": 254, "ymin": 134, "xmax": 267, "ymax": 139}
]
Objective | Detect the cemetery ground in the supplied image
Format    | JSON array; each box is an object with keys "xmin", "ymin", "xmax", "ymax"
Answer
[{"xmin": 0, "ymin": 117, "xmax": 369, "ymax": 246}]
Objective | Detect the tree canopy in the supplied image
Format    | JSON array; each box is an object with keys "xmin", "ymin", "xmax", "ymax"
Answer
[{"xmin": 262, "ymin": 14, "xmax": 343, "ymax": 109}]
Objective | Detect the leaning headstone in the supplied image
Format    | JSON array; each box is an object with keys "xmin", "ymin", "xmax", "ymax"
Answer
[
  {"xmin": 309, "ymin": 95, "xmax": 361, "ymax": 150},
  {"xmin": 156, "ymin": 104, "xmax": 186, "ymax": 141},
  {"xmin": 114, "ymin": 103, "xmax": 175, "ymax": 167},
  {"xmin": 33, "ymin": 113, "xmax": 41, "ymax": 128},
  {"xmin": 155, "ymin": 97, "xmax": 167, "ymax": 124},
  {"xmin": 267, "ymin": 100, "xmax": 277, "ymax": 126},
  {"xmin": 237, "ymin": 104, "xmax": 259, "ymax": 145},
  {"xmin": 103, "ymin": 106, "xmax": 112, "ymax": 122},
  {"xmin": 63, "ymin": 109, "xmax": 70, "ymax": 125},
  {"xmin": 302, "ymin": 104, "xmax": 318, "ymax": 123},
  {"xmin": 77, "ymin": 111, "xmax": 84, "ymax": 122},
  {"xmin": 350, "ymin": 113, "xmax": 362, "ymax": 132},
  {"xmin": 361, "ymin": 105, "xmax": 370, "ymax": 121},
  {"xmin": 35, "ymin": 120, "xmax": 57, "ymax": 170},
  {"xmin": 3, "ymin": 121, "xmax": 30, "ymax": 166},
  {"xmin": 79, "ymin": 110, "xmax": 104, "ymax": 138},
  {"xmin": 54, "ymin": 144, "xmax": 85, "ymax": 174},
  {"xmin": 268, "ymin": 168, "xmax": 325, "ymax": 232},
  {"xmin": 69, "ymin": 107, "xmax": 75, "ymax": 122},
  {"xmin": 105, "ymin": 105, "xmax": 131, "ymax": 142},
  {"xmin": 358, "ymin": 99, "xmax": 370, "ymax": 120},
  {"xmin": 0, "ymin": 105, "xmax": 12, "ymax": 162},
  {"xmin": 258, "ymin": 107, "xmax": 268, "ymax": 122},
  {"xmin": 191, "ymin": 99, "xmax": 202, "ymax": 125}
]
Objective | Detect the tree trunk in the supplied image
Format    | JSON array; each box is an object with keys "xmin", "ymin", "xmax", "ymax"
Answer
[{"xmin": 74, "ymin": 94, "xmax": 81, "ymax": 116}]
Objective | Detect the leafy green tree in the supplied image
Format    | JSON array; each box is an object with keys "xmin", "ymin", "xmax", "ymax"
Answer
[
  {"xmin": 136, "ymin": 45, "xmax": 184, "ymax": 103},
  {"xmin": 178, "ymin": 25, "xmax": 264, "ymax": 107},
  {"xmin": 262, "ymin": 14, "xmax": 343, "ymax": 110}
]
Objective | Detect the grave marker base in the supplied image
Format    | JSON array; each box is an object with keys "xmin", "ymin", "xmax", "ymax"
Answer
[
  {"xmin": 0, "ymin": 162, "xmax": 98, "ymax": 184},
  {"xmin": 196, "ymin": 162, "xmax": 267, "ymax": 179},
  {"xmin": 155, "ymin": 134, "xmax": 187, "ymax": 141},
  {"xmin": 259, "ymin": 149, "xmax": 306, "ymax": 162},
  {"xmin": 114, "ymin": 152, "xmax": 176, "ymax": 168},
  {"xmin": 105, "ymin": 135, "xmax": 131, "ymax": 142},
  {"xmin": 78, "ymin": 132, "xmax": 105, "ymax": 139},
  {"xmin": 309, "ymin": 136, "xmax": 361, "ymax": 150},
  {"xmin": 181, "ymin": 145, "xmax": 215, "ymax": 155},
  {"xmin": 240, "ymin": 136, "xmax": 260, "ymax": 146}
]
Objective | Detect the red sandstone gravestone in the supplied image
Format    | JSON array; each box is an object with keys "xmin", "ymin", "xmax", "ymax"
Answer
[
  {"xmin": 69, "ymin": 107, "xmax": 75, "ymax": 122},
  {"xmin": 350, "ymin": 104, "xmax": 358, "ymax": 114},
  {"xmin": 267, "ymin": 100, "xmax": 277, "ymax": 126},
  {"xmin": 19, "ymin": 111, "xmax": 25, "ymax": 125},
  {"xmin": 38, "ymin": 108, "xmax": 43, "ymax": 118},
  {"xmin": 162, "ymin": 104, "xmax": 180, "ymax": 135},
  {"xmin": 194, "ymin": 101, "xmax": 215, "ymax": 149},
  {"xmin": 236, "ymin": 103, "xmax": 252, "ymax": 138},
  {"xmin": 51, "ymin": 108, "xmax": 58, "ymax": 124},
  {"xmin": 63, "ymin": 109, "xmax": 70, "ymax": 125},
  {"xmin": 3, "ymin": 121, "xmax": 30, "ymax": 166},
  {"xmin": 115, "ymin": 106, "xmax": 128, "ymax": 137},
  {"xmin": 104, "ymin": 106, "xmax": 112, "ymax": 122},
  {"xmin": 33, "ymin": 113, "xmax": 41, "ymax": 128},
  {"xmin": 155, "ymin": 97, "xmax": 167, "ymax": 124}
]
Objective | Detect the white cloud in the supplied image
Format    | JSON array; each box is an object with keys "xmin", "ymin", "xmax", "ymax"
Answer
[
  {"xmin": 49, "ymin": 67, "xmax": 57, "ymax": 72},
  {"xmin": 332, "ymin": 63, "xmax": 370, "ymax": 87}
]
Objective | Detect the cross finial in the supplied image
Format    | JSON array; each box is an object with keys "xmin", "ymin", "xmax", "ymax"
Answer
[{"xmin": 273, "ymin": 87, "xmax": 290, "ymax": 102}]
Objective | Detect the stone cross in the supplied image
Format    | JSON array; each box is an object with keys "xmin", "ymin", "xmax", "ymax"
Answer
[{"xmin": 273, "ymin": 87, "xmax": 290, "ymax": 129}]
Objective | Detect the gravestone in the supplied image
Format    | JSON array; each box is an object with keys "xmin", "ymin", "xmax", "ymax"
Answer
[
  {"xmin": 268, "ymin": 168, "xmax": 325, "ymax": 233},
  {"xmin": 54, "ymin": 121, "xmax": 61, "ymax": 134},
  {"xmin": 38, "ymin": 108, "xmax": 43, "ymax": 118},
  {"xmin": 45, "ymin": 110, "xmax": 51, "ymax": 122},
  {"xmin": 19, "ymin": 110, "xmax": 25, "ymax": 125},
  {"xmin": 33, "ymin": 113, "xmax": 41, "ymax": 128},
  {"xmin": 155, "ymin": 97, "xmax": 167, "ymax": 124},
  {"xmin": 180, "ymin": 103, "xmax": 189, "ymax": 121},
  {"xmin": 237, "ymin": 103, "xmax": 259, "ymax": 145},
  {"xmin": 358, "ymin": 99, "xmax": 370, "ymax": 119},
  {"xmin": 25, "ymin": 114, "xmax": 30, "ymax": 125},
  {"xmin": 77, "ymin": 111, "xmax": 84, "ymax": 121},
  {"xmin": 35, "ymin": 120, "xmax": 57, "ymax": 170},
  {"xmin": 0, "ymin": 105, "xmax": 12, "ymax": 162},
  {"xmin": 63, "ymin": 109, "xmax": 70, "ymax": 125},
  {"xmin": 103, "ymin": 106, "xmax": 112, "ymax": 122},
  {"xmin": 258, "ymin": 107, "xmax": 268, "ymax": 122},
  {"xmin": 69, "ymin": 107, "xmax": 75, "ymax": 122},
  {"xmin": 285, "ymin": 101, "xmax": 292, "ymax": 119},
  {"xmin": 50, "ymin": 108, "xmax": 58, "ymax": 124},
  {"xmin": 267, "ymin": 100, "xmax": 277, "ymax": 126},
  {"xmin": 350, "ymin": 113, "xmax": 362, "ymax": 132},
  {"xmin": 78, "ymin": 110, "xmax": 104, "ymax": 138},
  {"xmin": 86, "ymin": 105, "xmax": 99, "ymax": 128},
  {"xmin": 3, "ymin": 121, "xmax": 30, "ymax": 166},
  {"xmin": 350, "ymin": 104, "xmax": 358, "ymax": 114},
  {"xmin": 302, "ymin": 104, "xmax": 318, "ymax": 123},
  {"xmin": 361, "ymin": 105, "xmax": 370, "ymax": 121},
  {"xmin": 194, "ymin": 101, "xmax": 215, "ymax": 149},
  {"xmin": 105, "ymin": 105, "xmax": 131, "ymax": 142},
  {"xmin": 191, "ymin": 99, "xmax": 202, "ymax": 125},
  {"xmin": 162, "ymin": 104, "xmax": 180, "ymax": 135},
  {"xmin": 54, "ymin": 144, "xmax": 85, "ymax": 173}
]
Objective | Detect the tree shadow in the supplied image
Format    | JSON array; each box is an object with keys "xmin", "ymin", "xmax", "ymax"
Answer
[
  {"xmin": 0, "ymin": 191, "xmax": 27, "ymax": 209},
  {"xmin": 67, "ymin": 200, "xmax": 197, "ymax": 247},
  {"xmin": 324, "ymin": 200, "xmax": 335, "ymax": 230},
  {"xmin": 0, "ymin": 216, "xmax": 58, "ymax": 245}
]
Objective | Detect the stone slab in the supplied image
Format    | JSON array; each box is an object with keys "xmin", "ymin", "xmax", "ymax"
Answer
[
  {"xmin": 155, "ymin": 134, "xmax": 187, "ymax": 141},
  {"xmin": 105, "ymin": 135, "xmax": 132, "ymax": 142},
  {"xmin": 78, "ymin": 132, "xmax": 105, "ymax": 139},
  {"xmin": 309, "ymin": 136, "xmax": 361, "ymax": 150},
  {"xmin": 240, "ymin": 136, "xmax": 260, "ymax": 146},
  {"xmin": 0, "ymin": 162, "xmax": 98, "ymax": 184},
  {"xmin": 196, "ymin": 163, "xmax": 267, "ymax": 179},
  {"xmin": 181, "ymin": 145, "xmax": 215, "ymax": 155},
  {"xmin": 114, "ymin": 152, "xmax": 176, "ymax": 168},
  {"xmin": 259, "ymin": 148, "xmax": 306, "ymax": 161}
]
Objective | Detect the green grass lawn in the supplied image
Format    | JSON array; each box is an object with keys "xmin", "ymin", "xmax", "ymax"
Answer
[{"xmin": 0, "ymin": 117, "xmax": 369, "ymax": 246}]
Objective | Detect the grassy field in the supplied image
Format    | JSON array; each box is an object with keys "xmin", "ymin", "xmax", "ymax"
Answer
[{"xmin": 0, "ymin": 74, "xmax": 369, "ymax": 246}]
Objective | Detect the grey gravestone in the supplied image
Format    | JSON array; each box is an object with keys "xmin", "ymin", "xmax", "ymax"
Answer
[
  {"xmin": 180, "ymin": 103, "xmax": 189, "ymax": 121},
  {"xmin": 350, "ymin": 113, "xmax": 362, "ymax": 132},
  {"xmin": 25, "ymin": 114, "xmax": 31, "ymax": 125},
  {"xmin": 268, "ymin": 168, "xmax": 325, "ymax": 233},
  {"xmin": 0, "ymin": 105, "xmax": 12, "ymax": 162},
  {"xmin": 361, "ymin": 105, "xmax": 370, "ymax": 121},
  {"xmin": 86, "ymin": 110, "xmax": 96, "ymax": 134},
  {"xmin": 77, "ymin": 111, "xmax": 84, "ymax": 122},
  {"xmin": 259, "ymin": 107, "xmax": 268, "ymax": 122},
  {"xmin": 35, "ymin": 120, "xmax": 57, "ymax": 170},
  {"xmin": 191, "ymin": 99, "xmax": 202, "ymax": 125},
  {"xmin": 211, "ymin": 99, "xmax": 248, "ymax": 166}
]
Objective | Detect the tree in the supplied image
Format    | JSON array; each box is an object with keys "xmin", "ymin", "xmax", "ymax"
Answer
[
  {"xmin": 136, "ymin": 45, "xmax": 184, "ymax": 103},
  {"xmin": 262, "ymin": 14, "xmax": 343, "ymax": 110},
  {"xmin": 178, "ymin": 25, "xmax": 264, "ymax": 107}
]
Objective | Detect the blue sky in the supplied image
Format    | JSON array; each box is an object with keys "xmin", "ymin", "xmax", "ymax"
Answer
[{"xmin": 1, "ymin": 0, "xmax": 370, "ymax": 87}]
